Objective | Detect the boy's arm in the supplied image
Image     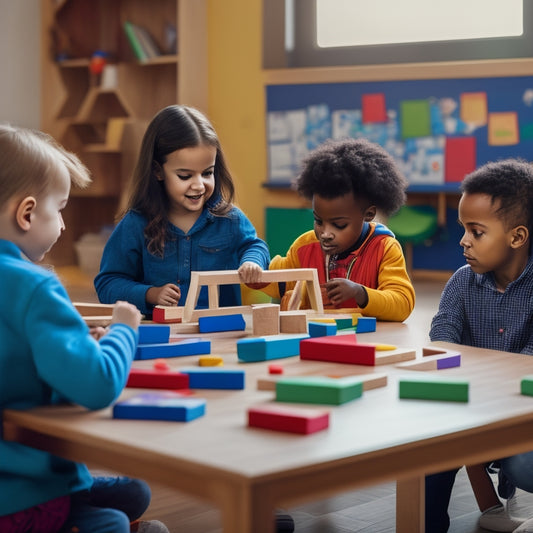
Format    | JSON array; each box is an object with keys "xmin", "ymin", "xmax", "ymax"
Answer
[
  {"xmin": 362, "ymin": 239, "xmax": 415, "ymax": 322},
  {"xmin": 29, "ymin": 279, "xmax": 138, "ymax": 410},
  {"xmin": 429, "ymin": 273, "xmax": 465, "ymax": 343}
]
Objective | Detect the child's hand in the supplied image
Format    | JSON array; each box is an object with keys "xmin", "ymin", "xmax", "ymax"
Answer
[
  {"xmin": 324, "ymin": 278, "xmax": 368, "ymax": 307},
  {"xmin": 89, "ymin": 326, "xmax": 108, "ymax": 340},
  {"xmin": 111, "ymin": 300, "xmax": 141, "ymax": 330},
  {"xmin": 146, "ymin": 283, "xmax": 181, "ymax": 306},
  {"xmin": 238, "ymin": 261, "xmax": 264, "ymax": 285}
]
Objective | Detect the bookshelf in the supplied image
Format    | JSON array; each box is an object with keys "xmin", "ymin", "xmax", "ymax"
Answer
[{"xmin": 40, "ymin": 0, "xmax": 207, "ymax": 266}]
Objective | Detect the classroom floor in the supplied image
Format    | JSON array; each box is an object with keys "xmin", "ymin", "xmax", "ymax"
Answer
[{"xmin": 66, "ymin": 272, "xmax": 533, "ymax": 532}]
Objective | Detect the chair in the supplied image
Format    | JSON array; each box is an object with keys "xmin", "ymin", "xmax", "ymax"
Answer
[{"xmin": 386, "ymin": 205, "xmax": 439, "ymax": 275}]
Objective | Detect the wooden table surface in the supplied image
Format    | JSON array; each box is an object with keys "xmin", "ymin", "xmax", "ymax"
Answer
[{"xmin": 5, "ymin": 319, "xmax": 533, "ymax": 532}]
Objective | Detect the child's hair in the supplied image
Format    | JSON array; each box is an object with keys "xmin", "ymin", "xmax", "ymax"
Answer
[
  {"xmin": 296, "ymin": 138, "xmax": 408, "ymax": 217},
  {"xmin": 461, "ymin": 158, "xmax": 533, "ymax": 234},
  {"xmin": 0, "ymin": 124, "xmax": 90, "ymax": 209},
  {"xmin": 123, "ymin": 105, "xmax": 235, "ymax": 256}
]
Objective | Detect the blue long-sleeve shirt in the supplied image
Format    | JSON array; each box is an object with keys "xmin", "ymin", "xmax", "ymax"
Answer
[
  {"xmin": 94, "ymin": 207, "xmax": 270, "ymax": 315},
  {"xmin": 0, "ymin": 240, "xmax": 138, "ymax": 516},
  {"xmin": 430, "ymin": 258, "xmax": 533, "ymax": 354}
]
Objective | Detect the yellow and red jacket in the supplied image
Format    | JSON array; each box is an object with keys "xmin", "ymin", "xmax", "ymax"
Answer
[{"xmin": 265, "ymin": 223, "xmax": 415, "ymax": 322}]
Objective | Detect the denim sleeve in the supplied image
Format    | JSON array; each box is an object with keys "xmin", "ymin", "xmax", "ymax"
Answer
[{"xmin": 234, "ymin": 208, "xmax": 271, "ymax": 268}]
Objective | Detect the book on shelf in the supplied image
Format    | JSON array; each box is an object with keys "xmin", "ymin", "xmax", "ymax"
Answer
[{"xmin": 123, "ymin": 21, "xmax": 161, "ymax": 62}]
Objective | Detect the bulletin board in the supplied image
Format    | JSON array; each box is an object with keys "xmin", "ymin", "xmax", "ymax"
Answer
[{"xmin": 266, "ymin": 76, "xmax": 533, "ymax": 190}]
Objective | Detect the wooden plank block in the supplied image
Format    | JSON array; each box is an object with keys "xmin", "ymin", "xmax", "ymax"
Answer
[
  {"xmin": 308, "ymin": 321, "xmax": 337, "ymax": 337},
  {"xmin": 183, "ymin": 268, "xmax": 324, "ymax": 321},
  {"xmin": 73, "ymin": 302, "xmax": 114, "ymax": 316},
  {"xmin": 276, "ymin": 376, "xmax": 363, "ymax": 405},
  {"xmin": 180, "ymin": 368, "xmax": 245, "ymax": 390},
  {"xmin": 83, "ymin": 316, "xmax": 113, "ymax": 327},
  {"xmin": 135, "ymin": 339, "xmax": 211, "ymax": 360},
  {"xmin": 258, "ymin": 372, "xmax": 388, "ymax": 392},
  {"xmin": 252, "ymin": 304, "xmax": 280, "ymax": 336},
  {"xmin": 237, "ymin": 334, "xmax": 309, "ymax": 363},
  {"xmin": 138, "ymin": 324, "xmax": 171, "ymax": 344},
  {"xmin": 374, "ymin": 347, "xmax": 416, "ymax": 365},
  {"xmin": 399, "ymin": 376, "xmax": 469, "ymax": 402},
  {"xmin": 113, "ymin": 392, "xmax": 206, "ymax": 422},
  {"xmin": 248, "ymin": 404, "xmax": 330, "ymax": 434},
  {"xmin": 126, "ymin": 367, "xmax": 189, "ymax": 389},
  {"xmin": 280, "ymin": 311, "xmax": 308, "ymax": 334},
  {"xmin": 397, "ymin": 352, "xmax": 461, "ymax": 371},
  {"xmin": 198, "ymin": 314, "xmax": 246, "ymax": 333},
  {"xmin": 152, "ymin": 306, "xmax": 184, "ymax": 323}
]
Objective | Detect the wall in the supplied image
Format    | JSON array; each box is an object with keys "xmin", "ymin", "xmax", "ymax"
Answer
[
  {"xmin": 206, "ymin": 0, "xmax": 268, "ymax": 237},
  {"xmin": 0, "ymin": 0, "xmax": 41, "ymax": 128}
]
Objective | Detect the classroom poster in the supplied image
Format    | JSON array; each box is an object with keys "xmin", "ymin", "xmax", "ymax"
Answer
[{"xmin": 266, "ymin": 76, "xmax": 533, "ymax": 189}]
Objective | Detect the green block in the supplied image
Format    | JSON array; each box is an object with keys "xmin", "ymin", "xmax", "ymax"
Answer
[
  {"xmin": 521, "ymin": 375, "xmax": 533, "ymax": 396},
  {"xmin": 399, "ymin": 376, "xmax": 469, "ymax": 402},
  {"xmin": 335, "ymin": 318, "xmax": 353, "ymax": 330},
  {"xmin": 276, "ymin": 376, "xmax": 363, "ymax": 405}
]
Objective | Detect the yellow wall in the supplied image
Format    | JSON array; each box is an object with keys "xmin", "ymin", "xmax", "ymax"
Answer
[{"xmin": 206, "ymin": 0, "xmax": 267, "ymax": 237}]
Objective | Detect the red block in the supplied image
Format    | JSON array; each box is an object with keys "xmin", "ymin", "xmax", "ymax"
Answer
[
  {"xmin": 300, "ymin": 334, "xmax": 377, "ymax": 365},
  {"xmin": 126, "ymin": 368, "xmax": 189, "ymax": 389},
  {"xmin": 248, "ymin": 404, "xmax": 329, "ymax": 434}
]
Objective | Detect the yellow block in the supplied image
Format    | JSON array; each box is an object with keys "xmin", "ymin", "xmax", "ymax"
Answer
[{"xmin": 199, "ymin": 355, "xmax": 224, "ymax": 367}]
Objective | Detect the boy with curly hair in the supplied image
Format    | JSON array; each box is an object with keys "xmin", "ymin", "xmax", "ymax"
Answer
[{"xmin": 264, "ymin": 138, "xmax": 415, "ymax": 322}]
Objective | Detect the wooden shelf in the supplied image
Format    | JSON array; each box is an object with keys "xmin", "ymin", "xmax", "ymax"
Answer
[{"xmin": 41, "ymin": 0, "xmax": 208, "ymax": 267}]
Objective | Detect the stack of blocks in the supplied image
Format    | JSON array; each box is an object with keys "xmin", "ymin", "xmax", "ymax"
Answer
[{"xmin": 135, "ymin": 324, "xmax": 211, "ymax": 360}]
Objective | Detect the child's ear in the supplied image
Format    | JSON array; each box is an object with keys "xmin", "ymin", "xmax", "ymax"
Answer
[
  {"xmin": 15, "ymin": 196, "xmax": 37, "ymax": 231},
  {"xmin": 363, "ymin": 205, "xmax": 377, "ymax": 221},
  {"xmin": 152, "ymin": 161, "xmax": 163, "ymax": 181},
  {"xmin": 510, "ymin": 225, "xmax": 529, "ymax": 248}
]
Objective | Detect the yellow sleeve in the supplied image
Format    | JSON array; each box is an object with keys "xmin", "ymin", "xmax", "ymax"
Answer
[{"xmin": 362, "ymin": 238, "xmax": 416, "ymax": 322}]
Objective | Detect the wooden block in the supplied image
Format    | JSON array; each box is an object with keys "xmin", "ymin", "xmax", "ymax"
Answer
[
  {"xmin": 355, "ymin": 316, "xmax": 377, "ymax": 333},
  {"xmin": 397, "ymin": 352, "xmax": 461, "ymax": 371},
  {"xmin": 237, "ymin": 334, "xmax": 309, "ymax": 362},
  {"xmin": 126, "ymin": 368, "xmax": 189, "ymax": 389},
  {"xmin": 280, "ymin": 311, "xmax": 308, "ymax": 334},
  {"xmin": 248, "ymin": 404, "xmax": 330, "ymax": 434},
  {"xmin": 373, "ymin": 347, "xmax": 416, "ymax": 365},
  {"xmin": 252, "ymin": 304, "xmax": 280, "ymax": 336},
  {"xmin": 198, "ymin": 313, "xmax": 246, "ymax": 333},
  {"xmin": 73, "ymin": 302, "xmax": 114, "ymax": 317},
  {"xmin": 308, "ymin": 321, "xmax": 337, "ymax": 337},
  {"xmin": 300, "ymin": 334, "xmax": 376, "ymax": 365},
  {"xmin": 199, "ymin": 355, "xmax": 224, "ymax": 367},
  {"xmin": 138, "ymin": 324, "xmax": 171, "ymax": 344},
  {"xmin": 276, "ymin": 376, "xmax": 363, "ymax": 405},
  {"xmin": 521, "ymin": 375, "xmax": 533, "ymax": 396},
  {"xmin": 180, "ymin": 368, "xmax": 245, "ymax": 390},
  {"xmin": 113, "ymin": 392, "xmax": 205, "ymax": 422},
  {"xmin": 258, "ymin": 372, "xmax": 388, "ymax": 392},
  {"xmin": 82, "ymin": 316, "xmax": 113, "ymax": 327},
  {"xmin": 152, "ymin": 306, "xmax": 184, "ymax": 323},
  {"xmin": 135, "ymin": 339, "xmax": 211, "ymax": 360},
  {"xmin": 399, "ymin": 375, "xmax": 469, "ymax": 402}
]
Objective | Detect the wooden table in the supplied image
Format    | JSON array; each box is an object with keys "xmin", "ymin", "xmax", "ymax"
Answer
[{"xmin": 5, "ymin": 320, "xmax": 533, "ymax": 532}]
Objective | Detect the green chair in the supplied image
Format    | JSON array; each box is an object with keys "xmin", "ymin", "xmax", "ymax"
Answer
[{"xmin": 387, "ymin": 205, "xmax": 438, "ymax": 274}]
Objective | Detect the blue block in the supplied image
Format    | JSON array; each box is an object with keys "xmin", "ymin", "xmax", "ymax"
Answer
[
  {"xmin": 237, "ymin": 334, "xmax": 309, "ymax": 362},
  {"xmin": 135, "ymin": 338, "xmax": 211, "ymax": 360},
  {"xmin": 180, "ymin": 368, "xmax": 245, "ymax": 389},
  {"xmin": 138, "ymin": 324, "xmax": 171, "ymax": 344},
  {"xmin": 308, "ymin": 322, "xmax": 337, "ymax": 337},
  {"xmin": 356, "ymin": 317, "xmax": 376, "ymax": 333},
  {"xmin": 198, "ymin": 314, "xmax": 246, "ymax": 333},
  {"xmin": 113, "ymin": 392, "xmax": 206, "ymax": 422}
]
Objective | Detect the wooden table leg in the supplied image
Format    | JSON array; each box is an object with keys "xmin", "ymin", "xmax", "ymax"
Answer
[{"xmin": 397, "ymin": 476, "xmax": 424, "ymax": 533}]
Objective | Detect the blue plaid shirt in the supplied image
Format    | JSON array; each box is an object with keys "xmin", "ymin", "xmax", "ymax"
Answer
[{"xmin": 430, "ymin": 257, "xmax": 533, "ymax": 354}]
